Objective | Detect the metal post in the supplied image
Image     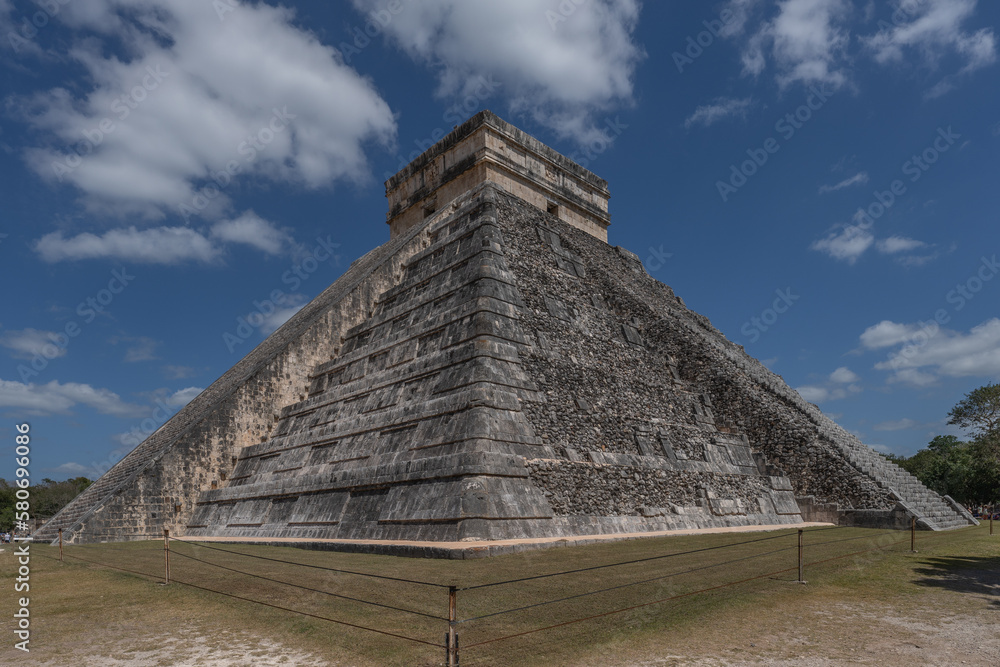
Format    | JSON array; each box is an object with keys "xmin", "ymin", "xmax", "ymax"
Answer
[
  {"xmin": 58, "ymin": 528, "xmax": 63, "ymax": 562},
  {"xmin": 797, "ymin": 529, "xmax": 804, "ymax": 583},
  {"xmin": 990, "ymin": 509, "xmax": 994, "ymax": 536},
  {"xmin": 447, "ymin": 585, "xmax": 459, "ymax": 666},
  {"xmin": 910, "ymin": 516, "xmax": 917, "ymax": 553},
  {"xmin": 163, "ymin": 528, "xmax": 170, "ymax": 584}
]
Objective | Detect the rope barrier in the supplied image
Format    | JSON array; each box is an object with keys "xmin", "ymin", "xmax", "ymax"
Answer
[
  {"xmin": 458, "ymin": 544, "xmax": 797, "ymax": 624},
  {"xmin": 458, "ymin": 529, "xmax": 800, "ymax": 591},
  {"xmin": 47, "ymin": 520, "xmax": 988, "ymax": 665},
  {"xmin": 462, "ymin": 564, "xmax": 801, "ymax": 649},
  {"xmin": 63, "ymin": 551, "xmax": 441, "ymax": 648},
  {"xmin": 69, "ymin": 541, "xmax": 158, "ymax": 553},
  {"xmin": 169, "ymin": 547, "xmax": 447, "ymax": 620},
  {"xmin": 804, "ymin": 529, "xmax": 901, "ymax": 548},
  {"xmin": 803, "ymin": 537, "xmax": 912, "ymax": 568},
  {"xmin": 63, "ymin": 552, "xmax": 163, "ymax": 580},
  {"xmin": 169, "ymin": 536, "xmax": 448, "ymax": 588},
  {"xmin": 461, "ymin": 528, "xmax": 929, "ymax": 648}
]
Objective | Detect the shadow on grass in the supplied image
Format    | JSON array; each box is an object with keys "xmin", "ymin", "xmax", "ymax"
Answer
[{"xmin": 912, "ymin": 556, "xmax": 1000, "ymax": 608}]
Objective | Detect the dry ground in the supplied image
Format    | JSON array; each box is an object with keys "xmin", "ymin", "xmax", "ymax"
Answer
[{"xmin": 1, "ymin": 524, "xmax": 997, "ymax": 666}]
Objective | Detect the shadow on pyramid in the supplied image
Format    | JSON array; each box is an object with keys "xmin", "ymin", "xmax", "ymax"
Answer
[{"xmin": 37, "ymin": 111, "xmax": 976, "ymax": 556}]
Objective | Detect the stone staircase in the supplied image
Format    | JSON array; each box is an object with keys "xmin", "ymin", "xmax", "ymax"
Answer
[
  {"xmin": 823, "ymin": 428, "xmax": 976, "ymax": 530},
  {"xmin": 34, "ymin": 431, "xmax": 171, "ymax": 542},
  {"xmin": 667, "ymin": 293, "xmax": 978, "ymax": 532},
  {"xmin": 36, "ymin": 212, "xmax": 434, "ymax": 546}
]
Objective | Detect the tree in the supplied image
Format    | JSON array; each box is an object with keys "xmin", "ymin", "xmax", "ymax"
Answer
[
  {"xmin": 942, "ymin": 383, "xmax": 1000, "ymax": 506},
  {"xmin": 947, "ymin": 382, "xmax": 1000, "ymax": 438},
  {"xmin": 0, "ymin": 477, "xmax": 92, "ymax": 531},
  {"xmin": 895, "ymin": 435, "xmax": 973, "ymax": 503},
  {"xmin": 967, "ymin": 435, "xmax": 1000, "ymax": 506},
  {"xmin": 0, "ymin": 481, "xmax": 14, "ymax": 532}
]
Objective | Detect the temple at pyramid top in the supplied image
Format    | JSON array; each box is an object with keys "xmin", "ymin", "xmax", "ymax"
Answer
[{"xmin": 385, "ymin": 110, "xmax": 612, "ymax": 241}]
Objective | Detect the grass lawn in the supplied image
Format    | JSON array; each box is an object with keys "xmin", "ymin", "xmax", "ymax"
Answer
[{"xmin": 2, "ymin": 523, "xmax": 998, "ymax": 666}]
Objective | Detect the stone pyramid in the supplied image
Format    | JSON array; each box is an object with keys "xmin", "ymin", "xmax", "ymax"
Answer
[{"xmin": 37, "ymin": 111, "xmax": 976, "ymax": 551}]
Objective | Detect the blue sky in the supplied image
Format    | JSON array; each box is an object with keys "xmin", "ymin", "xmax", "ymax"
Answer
[{"xmin": 1, "ymin": 0, "xmax": 998, "ymax": 480}]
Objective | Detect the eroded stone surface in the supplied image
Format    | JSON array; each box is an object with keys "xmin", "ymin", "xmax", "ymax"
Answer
[{"xmin": 37, "ymin": 115, "xmax": 974, "ymax": 551}]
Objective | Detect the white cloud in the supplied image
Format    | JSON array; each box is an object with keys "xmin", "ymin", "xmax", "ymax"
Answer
[
  {"xmin": 0, "ymin": 328, "xmax": 68, "ymax": 360},
  {"xmin": 0, "ymin": 378, "xmax": 146, "ymax": 417},
  {"xmin": 34, "ymin": 211, "xmax": 294, "ymax": 264},
  {"xmin": 16, "ymin": 0, "xmax": 395, "ymax": 219},
  {"xmin": 684, "ymin": 97, "xmax": 753, "ymax": 128},
  {"xmin": 210, "ymin": 211, "xmax": 295, "ymax": 256},
  {"xmin": 860, "ymin": 320, "xmax": 922, "ymax": 349},
  {"xmin": 895, "ymin": 252, "xmax": 941, "ymax": 267},
  {"xmin": 258, "ymin": 294, "xmax": 309, "ymax": 335},
  {"xmin": 797, "ymin": 366, "xmax": 863, "ymax": 403},
  {"xmin": 873, "ymin": 318, "xmax": 1000, "ymax": 384},
  {"xmin": 165, "ymin": 386, "xmax": 202, "ymax": 407},
  {"xmin": 49, "ymin": 462, "xmax": 93, "ymax": 476},
  {"xmin": 108, "ymin": 335, "xmax": 158, "ymax": 362},
  {"xmin": 819, "ymin": 171, "xmax": 868, "ymax": 193},
  {"xmin": 719, "ymin": 0, "xmax": 763, "ymax": 38},
  {"xmin": 796, "ymin": 383, "xmax": 859, "ymax": 404},
  {"xmin": 923, "ymin": 78, "xmax": 957, "ymax": 100},
  {"xmin": 163, "ymin": 365, "xmax": 196, "ymax": 379},
  {"xmin": 888, "ymin": 368, "xmax": 938, "ymax": 387},
  {"xmin": 863, "ymin": 0, "xmax": 997, "ymax": 91},
  {"xmin": 809, "ymin": 230, "xmax": 940, "ymax": 267},
  {"xmin": 35, "ymin": 226, "xmax": 220, "ymax": 264},
  {"xmin": 874, "ymin": 418, "xmax": 919, "ymax": 431},
  {"xmin": 350, "ymin": 0, "xmax": 644, "ymax": 145},
  {"xmin": 811, "ymin": 224, "xmax": 874, "ymax": 263},
  {"xmin": 876, "ymin": 235, "xmax": 927, "ymax": 254},
  {"xmin": 735, "ymin": 0, "xmax": 852, "ymax": 88},
  {"xmin": 796, "ymin": 385, "xmax": 830, "ymax": 403},
  {"xmin": 830, "ymin": 366, "xmax": 860, "ymax": 383}
]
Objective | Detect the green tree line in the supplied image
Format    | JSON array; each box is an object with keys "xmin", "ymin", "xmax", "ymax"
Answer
[
  {"xmin": 885, "ymin": 383, "xmax": 1000, "ymax": 508},
  {"xmin": 0, "ymin": 477, "xmax": 92, "ymax": 532}
]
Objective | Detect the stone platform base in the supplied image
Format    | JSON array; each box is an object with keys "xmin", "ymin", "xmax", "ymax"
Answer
[{"xmin": 173, "ymin": 522, "xmax": 835, "ymax": 559}]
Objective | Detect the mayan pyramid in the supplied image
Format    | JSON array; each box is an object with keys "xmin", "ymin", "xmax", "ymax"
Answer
[{"xmin": 37, "ymin": 111, "xmax": 976, "ymax": 550}]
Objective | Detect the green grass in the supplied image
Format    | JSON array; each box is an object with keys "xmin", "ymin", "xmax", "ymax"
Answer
[{"xmin": 3, "ymin": 524, "xmax": 998, "ymax": 666}]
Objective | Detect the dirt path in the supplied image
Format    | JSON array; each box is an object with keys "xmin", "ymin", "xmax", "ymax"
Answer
[
  {"xmin": 622, "ymin": 598, "xmax": 1000, "ymax": 666},
  {"xmin": 29, "ymin": 628, "xmax": 333, "ymax": 667}
]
